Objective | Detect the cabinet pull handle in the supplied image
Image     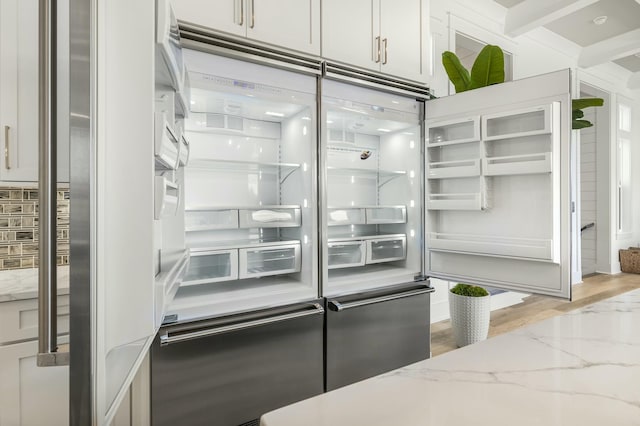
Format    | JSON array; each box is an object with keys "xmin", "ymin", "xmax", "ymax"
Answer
[
  {"xmin": 375, "ymin": 36, "xmax": 381, "ymax": 63},
  {"xmin": 4, "ymin": 125, "xmax": 10, "ymax": 170},
  {"xmin": 239, "ymin": 0, "xmax": 244, "ymax": 25},
  {"xmin": 250, "ymin": 0, "xmax": 255, "ymax": 28},
  {"xmin": 382, "ymin": 38, "xmax": 388, "ymax": 64}
]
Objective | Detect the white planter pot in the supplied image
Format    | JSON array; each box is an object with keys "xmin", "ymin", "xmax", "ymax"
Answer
[{"xmin": 448, "ymin": 291, "xmax": 491, "ymax": 347}]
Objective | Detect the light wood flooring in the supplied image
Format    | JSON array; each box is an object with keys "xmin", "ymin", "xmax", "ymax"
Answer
[{"xmin": 431, "ymin": 272, "xmax": 640, "ymax": 357}]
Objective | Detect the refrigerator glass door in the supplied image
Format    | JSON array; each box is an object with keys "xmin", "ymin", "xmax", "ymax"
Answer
[
  {"xmin": 168, "ymin": 50, "xmax": 318, "ymax": 322},
  {"xmin": 321, "ymin": 80, "xmax": 423, "ymax": 297},
  {"xmin": 425, "ymin": 69, "xmax": 573, "ymax": 299}
]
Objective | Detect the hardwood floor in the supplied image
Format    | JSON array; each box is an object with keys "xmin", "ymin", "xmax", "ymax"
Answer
[{"xmin": 430, "ymin": 272, "xmax": 640, "ymax": 357}]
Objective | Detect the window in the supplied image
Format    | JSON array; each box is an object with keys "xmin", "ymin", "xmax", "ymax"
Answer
[{"xmin": 617, "ymin": 102, "xmax": 632, "ymax": 235}]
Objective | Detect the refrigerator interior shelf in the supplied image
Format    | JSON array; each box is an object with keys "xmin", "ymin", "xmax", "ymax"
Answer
[
  {"xmin": 327, "ymin": 167, "xmax": 406, "ymax": 187},
  {"xmin": 154, "ymin": 176, "xmax": 180, "ymax": 219},
  {"xmin": 185, "ymin": 206, "xmax": 302, "ymax": 231},
  {"xmin": 483, "ymin": 104, "xmax": 552, "ymax": 141},
  {"xmin": 427, "ymin": 193, "xmax": 482, "ymax": 211},
  {"xmin": 427, "ymin": 116, "xmax": 480, "ymax": 147},
  {"xmin": 428, "ymin": 232, "xmax": 553, "ymax": 260},
  {"xmin": 189, "ymin": 238, "xmax": 301, "ymax": 252},
  {"xmin": 188, "ymin": 159, "xmax": 301, "ymax": 184},
  {"xmin": 483, "ymin": 152, "xmax": 552, "ymax": 176},
  {"xmin": 327, "ymin": 206, "xmax": 407, "ymax": 225},
  {"xmin": 154, "ymin": 113, "xmax": 180, "ymax": 170},
  {"xmin": 328, "ymin": 233, "xmax": 406, "ymax": 243},
  {"xmin": 427, "ymin": 159, "xmax": 481, "ymax": 179}
]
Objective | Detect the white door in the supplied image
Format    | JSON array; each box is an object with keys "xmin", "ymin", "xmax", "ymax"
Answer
[
  {"xmin": 321, "ymin": 0, "xmax": 380, "ymax": 72},
  {"xmin": 425, "ymin": 70, "xmax": 573, "ymax": 299},
  {"xmin": 170, "ymin": 0, "xmax": 245, "ymax": 37},
  {"xmin": 379, "ymin": 0, "xmax": 428, "ymax": 83},
  {"xmin": 246, "ymin": 0, "xmax": 320, "ymax": 55}
]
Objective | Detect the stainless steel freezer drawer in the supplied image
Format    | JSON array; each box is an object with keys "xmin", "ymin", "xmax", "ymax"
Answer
[
  {"xmin": 325, "ymin": 283, "xmax": 433, "ymax": 391},
  {"xmin": 151, "ymin": 301, "xmax": 325, "ymax": 426}
]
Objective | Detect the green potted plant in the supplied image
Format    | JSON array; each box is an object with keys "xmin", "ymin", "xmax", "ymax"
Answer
[
  {"xmin": 442, "ymin": 45, "xmax": 603, "ymax": 129},
  {"xmin": 448, "ymin": 283, "xmax": 491, "ymax": 347}
]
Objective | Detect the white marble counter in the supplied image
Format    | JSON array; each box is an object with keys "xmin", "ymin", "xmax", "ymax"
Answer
[
  {"xmin": 261, "ymin": 289, "xmax": 640, "ymax": 426},
  {"xmin": 0, "ymin": 266, "xmax": 70, "ymax": 302}
]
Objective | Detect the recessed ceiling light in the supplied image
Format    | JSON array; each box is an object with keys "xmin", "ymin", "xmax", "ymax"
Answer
[
  {"xmin": 592, "ymin": 15, "xmax": 607, "ymax": 25},
  {"xmin": 377, "ymin": 128, "xmax": 391, "ymax": 133}
]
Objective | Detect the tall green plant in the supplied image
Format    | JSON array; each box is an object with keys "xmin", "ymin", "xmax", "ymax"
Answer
[{"xmin": 442, "ymin": 45, "xmax": 505, "ymax": 93}]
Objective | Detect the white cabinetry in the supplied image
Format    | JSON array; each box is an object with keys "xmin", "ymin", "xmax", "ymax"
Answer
[
  {"xmin": 170, "ymin": 0, "xmax": 320, "ymax": 55},
  {"xmin": 0, "ymin": 0, "xmax": 69, "ymax": 183},
  {"xmin": 322, "ymin": 0, "xmax": 429, "ymax": 83},
  {"xmin": 0, "ymin": 298, "xmax": 69, "ymax": 426}
]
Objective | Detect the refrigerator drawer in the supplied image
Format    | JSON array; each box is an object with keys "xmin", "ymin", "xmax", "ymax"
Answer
[
  {"xmin": 184, "ymin": 209, "xmax": 239, "ymax": 231},
  {"xmin": 365, "ymin": 206, "xmax": 406, "ymax": 224},
  {"xmin": 327, "ymin": 208, "xmax": 366, "ymax": 226},
  {"xmin": 327, "ymin": 241, "xmax": 366, "ymax": 269},
  {"xmin": 366, "ymin": 236, "xmax": 406, "ymax": 264},
  {"xmin": 151, "ymin": 301, "xmax": 324, "ymax": 426},
  {"xmin": 182, "ymin": 249, "xmax": 238, "ymax": 286},
  {"xmin": 238, "ymin": 207, "xmax": 301, "ymax": 228},
  {"xmin": 325, "ymin": 284, "xmax": 432, "ymax": 391},
  {"xmin": 239, "ymin": 243, "xmax": 301, "ymax": 279}
]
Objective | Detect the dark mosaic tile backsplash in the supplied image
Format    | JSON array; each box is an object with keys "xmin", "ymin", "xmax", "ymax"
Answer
[{"xmin": 0, "ymin": 187, "xmax": 69, "ymax": 270}]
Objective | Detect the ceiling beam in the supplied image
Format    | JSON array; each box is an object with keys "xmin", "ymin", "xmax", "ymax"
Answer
[
  {"xmin": 578, "ymin": 29, "xmax": 640, "ymax": 68},
  {"xmin": 505, "ymin": 0, "xmax": 598, "ymax": 37},
  {"xmin": 629, "ymin": 72, "xmax": 640, "ymax": 90}
]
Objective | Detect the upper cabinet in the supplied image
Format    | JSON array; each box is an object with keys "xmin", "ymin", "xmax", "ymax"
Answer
[
  {"xmin": 170, "ymin": 0, "xmax": 321, "ymax": 55},
  {"xmin": 322, "ymin": 0, "xmax": 430, "ymax": 84},
  {"xmin": 0, "ymin": 0, "xmax": 69, "ymax": 183}
]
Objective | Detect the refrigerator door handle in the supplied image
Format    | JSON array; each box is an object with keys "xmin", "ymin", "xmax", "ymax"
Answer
[
  {"xmin": 37, "ymin": 0, "xmax": 68, "ymax": 367},
  {"xmin": 327, "ymin": 286, "xmax": 433, "ymax": 312},
  {"xmin": 159, "ymin": 303, "xmax": 325, "ymax": 346}
]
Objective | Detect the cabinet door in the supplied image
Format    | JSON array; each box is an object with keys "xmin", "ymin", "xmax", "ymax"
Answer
[
  {"xmin": 379, "ymin": 0, "xmax": 428, "ymax": 83},
  {"xmin": 0, "ymin": 0, "xmax": 39, "ymax": 181},
  {"xmin": 247, "ymin": 0, "xmax": 320, "ymax": 55},
  {"xmin": 321, "ymin": 0, "xmax": 380, "ymax": 71},
  {"xmin": 425, "ymin": 70, "xmax": 573, "ymax": 299},
  {"xmin": 170, "ymin": 0, "xmax": 245, "ymax": 37},
  {"xmin": 0, "ymin": 340, "xmax": 69, "ymax": 426}
]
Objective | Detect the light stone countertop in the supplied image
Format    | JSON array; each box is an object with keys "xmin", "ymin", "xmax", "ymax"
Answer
[
  {"xmin": 261, "ymin": 288, "xmax": 640, "ymax": 426},
  {"xmin": 0, "ymin": 266, "xmax": 70, "ymax": 302}
]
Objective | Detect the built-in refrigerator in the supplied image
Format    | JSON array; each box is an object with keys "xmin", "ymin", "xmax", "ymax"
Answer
[
  {"xmin": 319, "ymin": 68, "xmax": 574, "ymax": 391},
  {"xmin": 150, "ymin": 48, "xmax": 324, "ymax": 426}
]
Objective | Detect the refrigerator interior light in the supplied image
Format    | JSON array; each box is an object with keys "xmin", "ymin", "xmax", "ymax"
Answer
[
  {"xmin": 409, "ymin": 140, "xmax": 415, "ymax": 149},
  {"xmin": 377, "ymin": 128, "xmax": 391, "ymax": 133},
  {"xmin": 265, "ymin": 111, "xmax": 285, "ymax": 117}
]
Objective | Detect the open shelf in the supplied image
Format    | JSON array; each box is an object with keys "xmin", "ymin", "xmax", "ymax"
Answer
[
  {"xmin": 428, "ymin": 232, "xmax": 553, "ymax": 261},
  {"xmin": 326, "ymin": 167, "xmax": 406, "ymax": 187},
  {"xmin": 188, "ymin": 159, "xmax": 301, "ymax": 184},
  {"xmin": 427, "ymin": 116, "xmax": 480, "ymax": 147},
  {"xmin": 185, "ymin": 205, "xmax": 301, "ymax": 231},
  {"xmin": 427, "ymin": 193, "xmax": 482, "ymax": 211},
  {"xmin": 483, "ymin": 152, "xmax": 552, "ymax": 176},
  {"xmin": 482, "ymin": 104, "xmax": 552, "ymax": 141},
  {"xmin": 428, "ymin": 159, "xmax": 481, "ymax": 179}
]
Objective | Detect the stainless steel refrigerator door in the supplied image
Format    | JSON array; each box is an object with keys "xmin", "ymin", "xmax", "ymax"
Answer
[
  {"xmin": 325, "ymin": 283, "xmax": 433, "ymax": 391},
  {"xmin": 151, "ymin": 301, "xmax": 325, "ymax": 426}
]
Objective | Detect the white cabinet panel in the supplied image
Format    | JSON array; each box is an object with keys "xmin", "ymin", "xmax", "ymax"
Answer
[
  {"xmin": 0, "ymin": 339, "xmax": 69, "ymax": 426},
  {"xmin": 170, "ymin": 0, "xmax": 245, "ymax": 37},
  {"xmin": 321, "ymin": 0, "xmax": 378, "ymax": 71},
  {"xmin": 379, "ymin": 0, "xmax": 427, "ymax": 82},
  {"xmin": 0, "ymin": 0, "xmax": 69, "ymax": 183},
  {"xmin": 247, "ymin": 0, "xmax": 320, "ymax": 55},
  {"xmin": 321, "ymin": 0, "xmax": 429, "ymax": 83}
]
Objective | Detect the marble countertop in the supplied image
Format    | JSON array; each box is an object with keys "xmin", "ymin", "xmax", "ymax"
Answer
[
  {"xmin": 261, "ymin": 288, "xmax": 640, "ymax": 426},
  {"xmin": 0, "ymin": 266, "xmax": 70, "ymax": 302}
]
